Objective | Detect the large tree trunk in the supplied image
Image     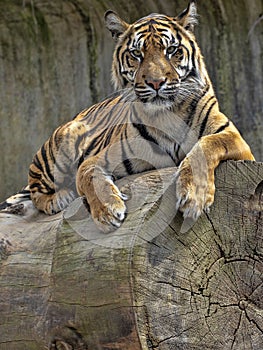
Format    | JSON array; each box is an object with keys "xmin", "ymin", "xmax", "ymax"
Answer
[{"xmin": 0, "ymin": 161, "xmax": 262, "ymax": 350}]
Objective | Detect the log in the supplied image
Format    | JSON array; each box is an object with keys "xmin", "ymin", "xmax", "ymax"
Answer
[{"xmin": 0, "ymin": 161, "xmax": 262, "ymax": 350}]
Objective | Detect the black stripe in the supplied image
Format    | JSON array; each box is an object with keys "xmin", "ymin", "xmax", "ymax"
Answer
[
  {"xmin": 136, "ymin": 29, "xmax": 149, "ymax": 35},
  {"xmin": 198, "ymin": 101, "xmax": 217, "ymax": 138},
  {"xmin": 197, "ymin": 96, "xmax": 215, "ymax": 123},
  {"xmin": 77, "ymin": 154, "xmax": 85, "ymax": 169},
  {"xmin": 120, "ymin": 133, "xmax": 134, "ymax": 175},
  {"xmin": 123, "ymin": 159, "xmax": 134, "ymax": 175},
  {"xmin": 41, "ymin": 145, "xmax": 54, "ymax": 183},
  {"xmin": 40, "ymin": 179, "xmax": 55, "ymax": 194},
  {"xmin": 133, "ymin": 123, "xmax": 159, "ymax": 146},
  {"xmin": 135, "ymin": 31, "xmax": 148, "ymax": 42},
  {"xmin": 189, "ymin": 40, "xmax": 196, "ymax": 69},
  {"xmin": 48, "ymin": 139, "xmax": 67, "ymax": 175},
  {"xmin": 83, "ymin": 96, "xmax": 119, "ymax": 124},
  {"xmin": 186, "ymin": 84, "xmax": 210, "ymax": 126},
  {"xmin": 121, "ymin": 49, "xmax": 129, "ymax": 68},
  {"xmin": 133, "ymin": 122, "xmax": 168, "ymax": 158},
  {"xmin": 166, "ymin": 148, "xmax": 176, "ymax": 163},
  {"xmin": 134, "ymin": 20, "xmax": 171, "ymax": 31},
  {"xmin": 82, "ymin": 105, "xmax": 100, "ymax": 123},
  {"xmin": 72, "ymin": 107, "xmax": 92, "ymax": 121},
  {"xmin": 131, "ymin": 107, "xmax": 168, "ymax": 157},
  {"xmin": 74, "ymin": 130, "xmax": 90, "ymax": 159},
  {"xmin": 133, "ymin": 22, "xmax": 149, "ymax": 31},
  {"xmin": 180, "ymin": 44, "xmax": 190, "ymax": 63},
  {"xmin": 103, "ymin": 125, "xmax": 117, "ymax": 148},
  {"xmin": 29, "ymin": 169, "xmax": 42, "ymax": 179},
  {"xmin": 84, "ymin": 134, "xmax": 103, "ymax": 157},
  {"xmin": 29, "ymin": 181, "xmax": 55, "ymax": 194},
  {"xmin": 174, "ymin": 144, "xmax": 181, "ymax": 165},
  {"xmin": 156, "ymin": 29, "xmax": 170, "ymax": 36},
  {"xmin": 214, "ymin": 121, "xmax": 230, "ymax": 134},
  {"xmin": 79, "ymin": 104, "xmax": 102, "ymax": 123},
  {"xmin": 177, "ymin": 6, "xmax": 189, "ymax": 21},
  {"xmin": 116, "ymin": 45, "xmax": 124, "ymax": 79},
  {"xmin": 29, "ymin": 183, "xmax": 43, "ymax": 192},
  {"xmin": 87, "ymin": 100, "xmax": 120, "ymax": 135},
  {"xmin": 48, "ymin": 137, "xmax": 56, "ymax": 164},
  {"xmin": 149, "ymin": 19, "xmax": 160, "ymax": 26},
  {"xmin": 32, "ymin": 153, "xmax": 44, "ymax": 173},
  {"xmin": 84, "ymin": 121, "xmax": 120, "ymax": 158},
  {"xmin": 52, "ymin": 126, "xmax": 63, "ymax": 150}
]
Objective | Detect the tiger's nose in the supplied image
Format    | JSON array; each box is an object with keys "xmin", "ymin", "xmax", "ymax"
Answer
[{"xmin": 145, "ymin": 78, "xmax": 166, "ymax": 91}]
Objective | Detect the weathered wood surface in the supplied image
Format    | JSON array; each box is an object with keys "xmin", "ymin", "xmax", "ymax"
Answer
[{"xmin": 0, "ymin": 161, "xmax": 262, "ymax": 350}]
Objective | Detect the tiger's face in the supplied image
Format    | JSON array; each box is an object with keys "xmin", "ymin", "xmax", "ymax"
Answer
[{"xmin": 105, "ymin": 2, "xmax": 206, "ymax": 109}]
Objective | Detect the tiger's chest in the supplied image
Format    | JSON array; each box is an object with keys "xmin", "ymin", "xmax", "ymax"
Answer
[
  {"xmin": 108, "ymin": 123, "xmax": 179, "ymax": 178},
  {"xmin": 79, "ymin": 101, "xmax": 189, "ymax": 178}
]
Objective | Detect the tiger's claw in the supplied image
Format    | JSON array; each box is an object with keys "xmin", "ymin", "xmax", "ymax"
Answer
[{"xmin": 92, "ymin": 192, "xmax": 127, "ymax": 233}]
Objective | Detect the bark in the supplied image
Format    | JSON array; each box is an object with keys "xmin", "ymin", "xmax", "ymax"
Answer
[
  {"xmin": 0, "ymin": 0, "xmax": 262, "ymax": 200},
  {"xmin": 0, "ymin": 161, "xmax": 262, "ymax": 350}
]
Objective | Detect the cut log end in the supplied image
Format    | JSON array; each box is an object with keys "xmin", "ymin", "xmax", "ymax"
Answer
[{"xmin": 0, "ymin": 161, "xmax": 262, "ymax": 349}]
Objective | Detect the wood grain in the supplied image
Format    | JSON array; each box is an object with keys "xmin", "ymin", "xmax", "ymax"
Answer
[{"xmin": 0, "ymin": 161, "xmax": 262, "ymax": 349}]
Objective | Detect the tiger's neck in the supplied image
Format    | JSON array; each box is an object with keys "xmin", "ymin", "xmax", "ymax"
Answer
[{"xmin": 127, "ymin": 81, "xmax": 219, "ymax": 161}]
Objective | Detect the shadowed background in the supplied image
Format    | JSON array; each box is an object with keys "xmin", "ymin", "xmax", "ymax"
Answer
[{"xmin": 0, "ymin": 0, "xmax": 262, "ymax": 200}]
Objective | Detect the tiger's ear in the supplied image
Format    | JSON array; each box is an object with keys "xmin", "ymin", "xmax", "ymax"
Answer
[
  {"xmin": 176, "ymin": 0, "xmax": 198, "ymax": 32},
  {"xmin": 104, "ymin": 11, "xmax": 129, "ymax": 41}
]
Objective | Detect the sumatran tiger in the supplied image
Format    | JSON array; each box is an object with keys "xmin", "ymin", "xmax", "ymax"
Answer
[{"xmin": 0, "ymin": 1, "xmax": 254, "ymax": 232}]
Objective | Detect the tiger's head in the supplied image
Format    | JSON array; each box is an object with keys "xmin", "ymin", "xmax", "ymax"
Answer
[{"xmin": 105, "ymin": 1, "xmax": 208, "ymax": 109}]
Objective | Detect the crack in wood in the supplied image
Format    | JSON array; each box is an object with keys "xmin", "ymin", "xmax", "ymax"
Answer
[{"xmin": 0, "ymin": 162, "xmax": 262, "ymax": 348}]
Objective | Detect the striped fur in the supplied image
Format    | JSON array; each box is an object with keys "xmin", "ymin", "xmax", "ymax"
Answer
[{"xmin": 1, "ymin": 1, "xmax": 254, "ymax": 232}]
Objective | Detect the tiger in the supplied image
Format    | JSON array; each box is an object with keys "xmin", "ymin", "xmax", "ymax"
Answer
[{"xmin": 0, "ymin": 1, "xmax": 254, "ymax": 233}]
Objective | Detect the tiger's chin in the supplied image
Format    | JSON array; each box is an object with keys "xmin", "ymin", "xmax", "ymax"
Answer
[{"xmin": 141, "ymin": 96, "xmax": 175, "ymax": 115}]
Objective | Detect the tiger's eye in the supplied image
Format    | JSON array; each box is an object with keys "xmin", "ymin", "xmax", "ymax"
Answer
[
  {"xmin": 130, "ymin": 49, "xmax": 142, "ymax": 59},
  {"xmin": 166, "ymin": 45, "xmax": 178, "ymax": 56}
]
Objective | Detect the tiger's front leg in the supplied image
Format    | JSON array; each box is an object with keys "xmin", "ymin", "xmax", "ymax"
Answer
[
  {"xmin": 175, "ymin": 146, "xmax": 215, "ymax": 220},
  {"xmin": 76, "ymin": 156, "xmax": 128, "ymax": 233},
  {"xmin": 176, "ymin": 127, "xmax": 255, "ymax": 221}
]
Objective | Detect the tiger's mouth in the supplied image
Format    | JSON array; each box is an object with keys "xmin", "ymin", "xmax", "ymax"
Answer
[
  {"xmin": 134, "ymin": 81, "xmax": 178, "ymax": 106},
  {"xmin": 137, "ymin": 93, "xmax": 175, "ymax": 107}
]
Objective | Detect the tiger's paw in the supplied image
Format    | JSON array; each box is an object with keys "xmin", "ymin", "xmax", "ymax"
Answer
[
  {"xmin": 89, "ymin": 179, "xmax": 128, "ymax": 233},
  {"xmin": 175, "ymin": 157, "xmax": 215, "ymax": 224}
]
